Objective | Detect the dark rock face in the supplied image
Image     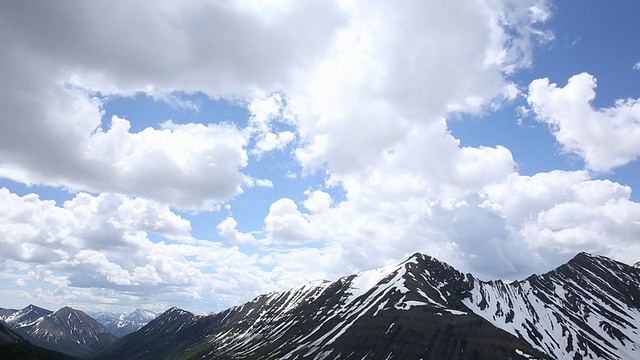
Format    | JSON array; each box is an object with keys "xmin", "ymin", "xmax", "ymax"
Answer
[{"xmin": 0, "ymin": 321, "xmax": 77, "ymax": 360}]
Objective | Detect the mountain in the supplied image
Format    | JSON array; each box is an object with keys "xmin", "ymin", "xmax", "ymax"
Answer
[
  {"xmin": 0, "ymin": 304, "xmax": 52, "ymax": 327},
  {"xmin": 0, "ymin": 321, "xmax": 77, "ymax": 360},
  {"xmin": 0, "ymin": 305, "xmax": 117, "ymax": 356},
  {"xmin": 93, "ymin": 254, "xmax": 554, "ymax": 360},
  {"xmin": 94, "ymin": 252, "xmax": 640, "ymax": 360},
  {"xmin": 0, "ymin": 321, "xmax": 22, "ymax": 344},
  {"xmin": 464, "ymin": 252, "xmax": 640, "ymax": 359},
  {"xmin": 90, "ymin": 309, "xmax": 157, "ymax": 337}
]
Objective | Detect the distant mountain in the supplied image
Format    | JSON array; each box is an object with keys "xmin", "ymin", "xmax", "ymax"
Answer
[
  {"xmin": 0, "ymin": 305, "xmax": 117, "ymax": 356},
  {"xmin": 90, "ymin": 309, "xmax": 157, "ymax": 337}
]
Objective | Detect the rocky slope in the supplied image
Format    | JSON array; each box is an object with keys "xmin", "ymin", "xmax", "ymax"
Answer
[
  {"xmin": 94, "ymin": 254, "xmax": 556, "ymax": 359},
  {"xmin": 0, "ymin": 321, "xmax": 77, "ymax": 360},
  {"xmin": 464, "ymin": 252, "xmax": 640, "ymax": 359}
]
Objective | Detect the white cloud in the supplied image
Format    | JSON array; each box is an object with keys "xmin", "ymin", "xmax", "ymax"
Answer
[
  {"xmin": 633, "ymin": 61, "xmax": 640, "ymax": 70},
  {"xmin": 3, "ymin": 0, "xmax": 638, "ymax": 315},
  {"xmin": 264, "ymin": 198, "xmax": 315, "ymax": 245},
  {"xmin": 217, "ymin": 217, "xmax": 257, "ymax": 244},
  {"xmin": 481, "ymin": 170, "xmax": 640, "ymax": 267},
  {"xmin": 284, "ymin": 0, "xmax": 547, "ymax": 179},
  {"xmin": 0, "ymin": 1, "xmax": 347, "ymax": 209},
  {"xmin": 0, "ymin": 188, "xmax": 290, "ymax": 311},
  {"xmin": 0, "ymin": 87, "xmax": 249, "ymax": 210},
  {"xmin": 253, "ymin": 131, "xmax": 296, "ymax": 155},
  {"xmin": 527, "ymin": 72, "xmax": 640, "ymax": 172}
]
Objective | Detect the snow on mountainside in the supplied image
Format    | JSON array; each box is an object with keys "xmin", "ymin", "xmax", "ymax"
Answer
[
  {"xmin": 95, "ymin": 254, "xmax": 548, "ymax": 360},
  {"xmin": 95, "ymin": 252, "xmax": 640, "ymax": 360},
  {"xmin": 0, "ymin": 304, "xmax": 52, "ymax": 328},
  {"xmin": 0, "ymin": 305, "xmax": 117, "ymax": 356},
  {"xmin": 464, "ymin": 252, "xmax": 640, "ymax": 359},
  {"xmin": 91, "ymin": 309, "xmax": 157, "ymax": 337}
]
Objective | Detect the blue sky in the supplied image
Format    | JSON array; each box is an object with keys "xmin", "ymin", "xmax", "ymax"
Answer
[{"xmin": 0, "ymin": 0, "xmax": 639, "ymax": 314}]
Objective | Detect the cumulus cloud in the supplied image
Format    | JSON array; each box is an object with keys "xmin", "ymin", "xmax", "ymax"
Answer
[
  {"xmin": 527, "ymin": 72, "xmax": 640, "ymax": 172},
  {"xmin": 0, "ymin": 89, "xmax": 250, "ymax": 210},
  {"xmin": 634, "ymin": 61, "xmax": 640, "ymax": 71},
  {"xmin": 3, "ymin": 0, "xmax": 638, "ymax": 314},
  {"xmin": 288, "ymin": 0, "xmax": 550, "ymax": 175},
  {"xmin": 255, "ymin": 169, "xmax": 640, "ymax": 282},
  {"xmin": 217, "ymin": 217, "xmax": 257, "ymax": 244},
  {"xmin": 0, "ymin": 1, "xmax": 346, "ymax": 209},
  {"xmin": 0, "ymin": 188, "xmax": 285, "ymax": 310},
  {"xmin": 264, "ymin": 198, "xmax": 315, "ymax": 245},
  {"xmin": 481, "ymin": 171, "xmax": 640, "ymax": 266}
]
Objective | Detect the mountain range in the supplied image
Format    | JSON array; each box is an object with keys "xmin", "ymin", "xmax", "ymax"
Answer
[
  {"xmin": 0, "ymin": 305, "xmax": 117, "ymax": 356},
  {"xmin": 89, "ymin": 309, "xmax": 157, "ymax": 337},
  {"xmin": 91, "ymin": 252, "xmax": 640, "ymax": 360}
]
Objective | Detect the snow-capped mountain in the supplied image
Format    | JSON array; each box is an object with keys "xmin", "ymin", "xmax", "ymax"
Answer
[
  {"xmin": 464, "ymin": 252, "xmax": 640, "ymax": 359},
  {"xmin": 0, "ymin": 304, "xmax": 52, "ymax": 328},
  {"xmin": 95, "ymin": 254, "xmax": 551, "ymax": 359},
  {"xmin": 0, "ymin": 305, "xmax": 117, "ymax": 356},
  {"xmin": 94, "ymin": 252, "xmax": 640, "ymax": 360},
  {"xmin": 91, "ymin": 309, "xmax": 157, "ymax": 337}
]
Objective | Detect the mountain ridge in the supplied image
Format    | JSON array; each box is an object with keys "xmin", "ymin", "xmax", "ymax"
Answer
[
  {"xmin": 94, "ymin": 251, "xmax": 639, "ymax": 359},
  {"xmin": 7, "ymin": 252, "xmax": 638, "ymax": 359},
  {"xmin": 93, "ymin": 252, "xmax": 552, "ymax": 359},
  {"xmin": 90, "ymin": 309, "xmax": 157, "ymax": 337},
  {"xmin": 0, "ymin": 304, "xmax": 117, "ymax": 356}
]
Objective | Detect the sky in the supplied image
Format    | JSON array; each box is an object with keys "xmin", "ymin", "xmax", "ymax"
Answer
[{"xmin": 0, "ymin": 0, "xmax": 639, "ymax": 315}]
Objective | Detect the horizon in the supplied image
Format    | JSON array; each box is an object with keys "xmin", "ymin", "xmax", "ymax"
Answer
[
  {"xmin": 1, "ymin": 249, "xmax": 627, "ymax": 315},
  {"xmin": 1, "ymin": 0, "xmax": 639, "ymax": 315}
]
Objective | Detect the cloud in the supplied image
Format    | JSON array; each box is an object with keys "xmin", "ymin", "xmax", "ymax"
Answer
[
  {"xmin": 287, "ymin": 0, "xmax": 550, "ymax": 175},
  {"xmin": 634, "ymin": 61, "xmax": 640, "ymax": 71},
  {"xmin": 264, "ymin": 198, "xmax": 315, "ymax": 245},
  {"xmin": 0, "ymin": 90, "xmax": 249, "ymax": 210},
  {"xmin": 481, "ymin": 170, "xmax": 640, "ymax": 266},
  {"xmin": 3, "ymin": 0, "xmax": 638, "ymax": 315},
  {"xmin": 0, "ymin": 1, "xmax": 347, "ymax": 209},
  {"xmin": 255, "ymin": 168, "xmax": 640, "ymax": 282},
  {"xmin": 0, "ymin": 188, "xmax": 286, "ymax": 310},
  {"xmin": 253, "ymin": 131, "xmax": 296, "ymax": 155},
  {"xmin": 527, "ymin": 72, "xmax": 640, "ymax": 172},
  {"xmin": 217, "ymin": 217, "xmax": 257, "ymax": 244}
]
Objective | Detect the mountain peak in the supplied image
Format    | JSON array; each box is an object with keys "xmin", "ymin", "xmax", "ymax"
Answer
[
  {"xmin": 54, "ymin": 306, "xmax": 75, "ymax": 314},
  {"xmin": 24, "ymin": 304, "xmax": 50, "ymax": 313},
  {"xmin": 164, "ymin": 306, "xmax": 190, "ymax": 315}
]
